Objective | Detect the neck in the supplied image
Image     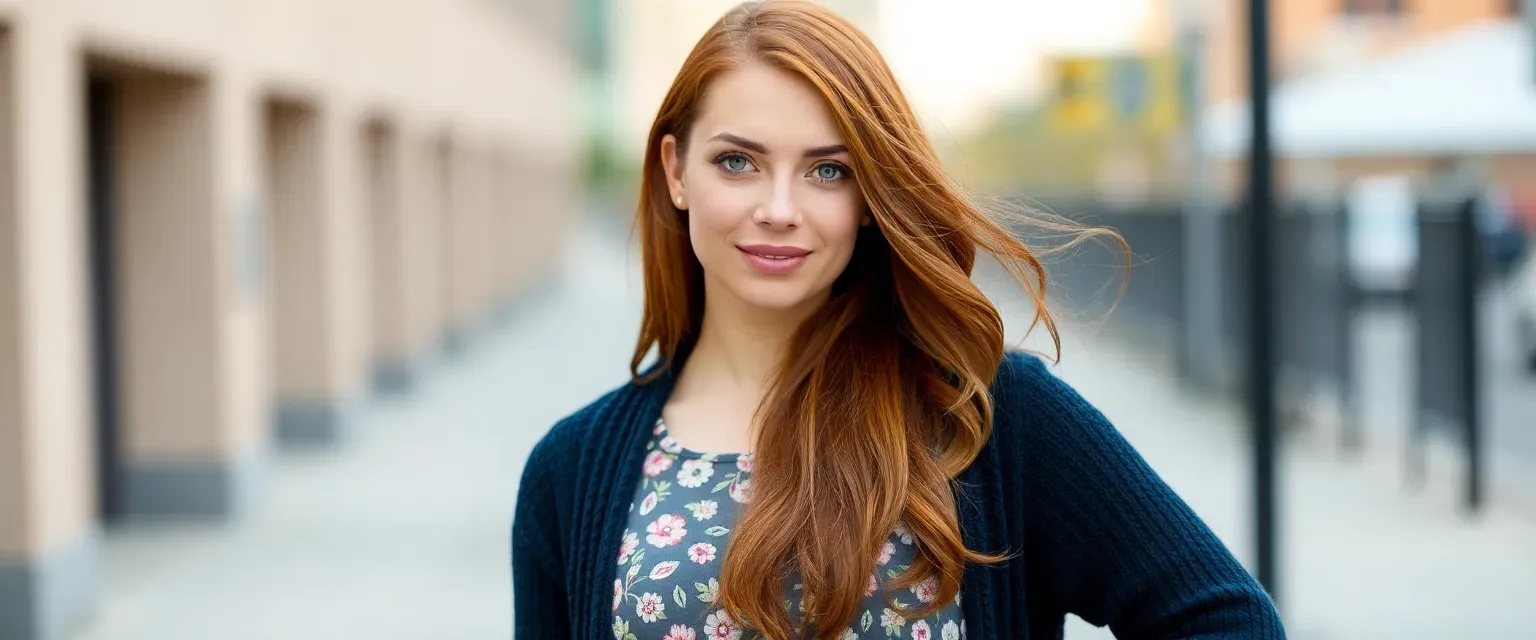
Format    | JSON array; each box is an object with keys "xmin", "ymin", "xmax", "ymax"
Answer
[{"xmin": 680, "ymin": 280, "xmax": 824, "ymax": 400}]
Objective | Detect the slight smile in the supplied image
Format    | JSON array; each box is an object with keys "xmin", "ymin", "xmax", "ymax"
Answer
[{"xmin": 737, "ymin": 244, "xmax": 811, "ymax": 275}]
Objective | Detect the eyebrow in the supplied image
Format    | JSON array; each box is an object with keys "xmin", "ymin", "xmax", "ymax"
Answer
[{"xmin": 708, "ymin": 132, "xmax": 847, "ymax": 158}]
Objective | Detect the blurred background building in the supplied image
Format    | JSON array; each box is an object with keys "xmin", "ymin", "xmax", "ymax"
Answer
[
  {"xmin": 1, "ymin": 1, "xmax": 1534, "ymax": 639},
  {"xmin": 0, "ymin": 1, "xmax": 580, "ymax": 637}
]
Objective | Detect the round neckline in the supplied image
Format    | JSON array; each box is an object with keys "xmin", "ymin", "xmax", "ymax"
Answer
[{"xmin": 654, "ymin": 418, "xmax": 752, "ymax": 462}]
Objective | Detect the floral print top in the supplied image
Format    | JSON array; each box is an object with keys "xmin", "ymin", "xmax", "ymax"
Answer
[{"xmin": 612, "ymin": 419, "xmax": 966, "ymax": 640}]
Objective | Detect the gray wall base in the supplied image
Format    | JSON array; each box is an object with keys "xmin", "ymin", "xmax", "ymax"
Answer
[
  {"xmin": 121, "ymin": 448, "xmax": 265, "ymax": 520},
  {"xmin": 275, "ymin": 398, "xmax": 357, "ymax": 449},
  {"xmin": 441, "ymin": 326, "xmax": 472, "ymax": 357},
  {"xmin": 372, "ymin": 357, "xmax": 417, "ymax": 396},
  {"xmin": 0, "ymin": 531, "xmax": 98, "ymax": 640}
]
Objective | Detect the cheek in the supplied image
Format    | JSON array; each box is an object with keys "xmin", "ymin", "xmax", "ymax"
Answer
[
  {"xmin": 684, "ymin": 175, "xmax": 757, "ymax": 232},
  {"xmin": 812, "ymin": 193, "xmax": 865, "ymax": 255},
  {"xmin": 686, "ymin": 195, "xmax": 742, "ymax": 248}
]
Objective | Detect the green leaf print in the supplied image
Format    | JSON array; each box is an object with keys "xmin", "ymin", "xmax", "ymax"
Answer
[
  {"xmin": 861, "ymin": 609, "xmax": 873, "ymax": 632},
  {"xmin": 705, "ymin": 526, "xmax": 731, "ymax": 537},
  {"xmin": 624, "ymin": 634, "xmax": 637, "ymax": 640},
  {"xmin": 695, "ymin": 578, "xmax": 719, "ymax": 603},
  {"xmin": 631, "ymin": 550, "xmax": 645, "ymax": 569},
  {"xmin": 674, "ymin": 585, "xmax": 687, "ymax": 608},
  {"xmin": 654, "ymin": 481, "xmax": 672, "ymax": 501},
  {"xmin": 711, "ymin": 472, "xmax": 741, "ymax": 493}
]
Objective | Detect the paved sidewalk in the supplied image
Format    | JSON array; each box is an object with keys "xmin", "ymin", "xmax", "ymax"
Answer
[{"xmin": 70, "ymin": 226, "xmax": 1536, "ymax": 639}]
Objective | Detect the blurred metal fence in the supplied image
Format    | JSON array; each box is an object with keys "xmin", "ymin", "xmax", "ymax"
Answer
[{"xmin": 1012, "ymin": 189, "xmax": 1491, "ymax": 512}]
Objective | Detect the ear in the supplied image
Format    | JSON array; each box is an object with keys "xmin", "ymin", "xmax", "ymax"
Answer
[{"xmin": 660, "ymin": 134, "xmax": 686, "ymax": 206}]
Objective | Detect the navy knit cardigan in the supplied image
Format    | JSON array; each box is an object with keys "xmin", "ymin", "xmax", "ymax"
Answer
[{"xmin": 511, "ymin": 351, "xmax": 1286, "ymax": 638}]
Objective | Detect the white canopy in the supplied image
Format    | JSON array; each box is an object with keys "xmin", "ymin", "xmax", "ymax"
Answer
[{"xmin": 1203, "ymin": 19, "xmax": 1536, "ymax": 159}]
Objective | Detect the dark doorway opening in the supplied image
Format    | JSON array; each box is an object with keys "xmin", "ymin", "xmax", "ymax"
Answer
[{"xmin": 85, "ymin": 75, "xmax": 124, "ymax": 524}]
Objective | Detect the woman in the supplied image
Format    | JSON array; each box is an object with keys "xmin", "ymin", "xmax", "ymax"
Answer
[{"xmin": 512, "ymin": 1, "xmax": 1286, "ymax": 638}]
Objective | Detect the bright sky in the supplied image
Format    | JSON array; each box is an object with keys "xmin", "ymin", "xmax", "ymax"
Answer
[{"xmin": 876, "ymin": 0, "xmax": 1153, "ymax": 136}]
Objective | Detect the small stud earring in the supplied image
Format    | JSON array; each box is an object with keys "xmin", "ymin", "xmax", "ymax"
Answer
[
  {"xmin": 860, "ymin": 216, "xmax": 871, "ymax": 227},
  {"xmin": 676, "ymin": 195, "xmax": 684, "ymax": 208}
]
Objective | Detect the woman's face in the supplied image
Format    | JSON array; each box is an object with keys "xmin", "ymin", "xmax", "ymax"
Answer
[{"xmin": 661, "ymin": 61, "xmax": 865, "ymax": 317}]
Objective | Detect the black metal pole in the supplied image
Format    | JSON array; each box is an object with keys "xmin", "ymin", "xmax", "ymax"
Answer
[
  {"xmin": 1460, "ymin": 199, "xmax": 1483, "ymax": 513},
  {"xmin": 1245, "ymin": 0, "xmax": 1280, "ymax": 600}
]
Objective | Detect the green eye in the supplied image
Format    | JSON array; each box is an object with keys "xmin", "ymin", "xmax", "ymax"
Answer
[
  {"xmin": 714, "ymin": 153, "xmax": 755, "ymax": 174},
  {"xmin": 812, "ymin": 163, "xmax": 848, "ymax": 182}
]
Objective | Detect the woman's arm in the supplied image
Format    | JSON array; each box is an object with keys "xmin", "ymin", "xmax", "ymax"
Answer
[
  {"xmin": 1007, "ymin": 354, "xmax": 1286, "ymax": 639},
  {"xmin": 511, "ymin": 438, "xmax": 573, "ymax": 638}
]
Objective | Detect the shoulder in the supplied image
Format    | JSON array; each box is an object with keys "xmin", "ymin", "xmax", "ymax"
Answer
[
  {"xmin": 988, "ymin": 349, "xmax": 1113, "ymax": 446},
  {"xmin": 522, "ymin": 382, "xmax": 632, "ymax": 477},
  {"xmin": 990, "ymin": 349, "xmax": 1087, "ymax": 412}
]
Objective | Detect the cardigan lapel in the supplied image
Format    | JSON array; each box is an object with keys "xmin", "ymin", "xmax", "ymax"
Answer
[
  {"xmin": 576, "ymin": 362, "xmax": 677, "ymax": 635},
  {"xmin": 957, "ymin": 434, "xmax": 1007, "ymax": 638}
]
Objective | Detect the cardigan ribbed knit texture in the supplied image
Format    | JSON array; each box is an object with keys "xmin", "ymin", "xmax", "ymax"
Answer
[{"xmin": 512, "ymin": 351, "xmax": 1286, "ymax": 639}]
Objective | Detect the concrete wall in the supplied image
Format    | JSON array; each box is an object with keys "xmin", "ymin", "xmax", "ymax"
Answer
[{"xmin": 0, "ymin": 1, "xmax": 580, "ymax": 637}]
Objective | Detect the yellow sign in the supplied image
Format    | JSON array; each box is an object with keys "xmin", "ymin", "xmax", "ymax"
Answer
[{"xmin": 1049, "ymin": 53, "xmax": 1183, "ymax": 135}]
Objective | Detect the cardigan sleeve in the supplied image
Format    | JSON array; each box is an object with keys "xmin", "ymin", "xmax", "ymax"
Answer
[
  {"xmin": 511, "ymin": 434, "xmax": 573, "ymax": 638},
  {"xmin": 1006, "ymin": 354, "xmax": 1287, "ymax": 639}
]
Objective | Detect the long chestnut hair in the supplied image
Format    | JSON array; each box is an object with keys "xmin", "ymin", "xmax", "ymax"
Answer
[{"xmin": 630, "ymin": 1, "xmax": 1118, "ymax": 637}]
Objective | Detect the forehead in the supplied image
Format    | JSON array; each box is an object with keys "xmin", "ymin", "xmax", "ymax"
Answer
[{"xmin": 692, "ymin": 61, "xmax": 843, "ymax": 149}]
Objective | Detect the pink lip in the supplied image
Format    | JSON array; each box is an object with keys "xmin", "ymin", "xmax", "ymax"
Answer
[{"xmin": 737, "ymin": 244, "xmax": 811, "ymax": 275}]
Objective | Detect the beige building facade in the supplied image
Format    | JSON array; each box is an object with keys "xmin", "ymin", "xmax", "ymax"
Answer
[{"xmin": 0, "ymin": 1, "xmax": 581, "ymax": 638}]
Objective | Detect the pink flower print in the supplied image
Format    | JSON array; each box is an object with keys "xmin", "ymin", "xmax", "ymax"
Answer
[
  {"xmin": 865, "ymin": 572, "xmax": 879, "ymax": 596},
  {"xmin": 639, "ymin": 492, "xmax": 659, "ymax": 516},
  {"xmin": 688, "ymin": 542, "xmax": 717, "ymax": 564},
  {"xmin": 912, "ymin": 620, "xmax": 933, "ymax": 640},
  {"xmin": 646, "ymin": 514, "xmax": 688, "ymax": 547},
  {"xmin": 663, "ymin": 625, "xmax": 697, "ymax": 640},
  {"xmin": 617, "ymin": 531, "xmax": 639, "ymax": 565},
  {"xmin": 659, "ymin": 435, "xmax": 683, "ymax": 454},
  {"xmin": 911, "ymin": 575, "xmax": 939, "ymax": 603},
  {"xmin": 635, "ymin": 592, "xmax": 665, "ymax": 623},
  {"xmin": 880, "ymin": 608, "xmax": 906, "ymax": 635},
  {"xmin": 876, "ymin": 540, "xmax": 896, "ymax": 565},
  {"xmin": 654, "ymin": 420, "xmax": 666, "ymax": 435},
  {"xmin": 728, "ymin": 477, "xmax": 752, "ymax": 503},
  {"xmin": 644, "ymin": 451, "xmax": 673, "ymax": 478},
  {"xmin": 892, "ymin": 522, "xmax": 914, "ymax": 544},
  {"xmin": 613, "ymin": 579, "xmax": 622, "ymax": 612},
  {"xmin": 704, "ymin": 611, "xmax": 743, "ymax": 640},
  {"xmin": 960, "ymin": 620, "xmax": 967, "ymax": 639},
  {"xmin": 677, "ymin": 459, "xmax": 715, "ymax": 488},
  {"xmin": 736, "ymin": 455, "xmax": 753, "ymax": 472},
  {"xmin": 685, "ymin": 500, "xmax": 718, "ymax": 520},
  {"xmin": 942, "ymin": 620, "xmax": 961, "ymax": 640}
]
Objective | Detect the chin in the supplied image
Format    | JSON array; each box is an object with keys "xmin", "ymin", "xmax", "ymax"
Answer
[{"xmin": 728, "ymin": 281, "xmax": 822, "ymax": 313}]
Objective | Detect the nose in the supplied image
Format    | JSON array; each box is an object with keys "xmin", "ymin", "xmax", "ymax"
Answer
[{"xmin": 753, "ymin": 174, "xmax": 800, "ymax": 229}]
